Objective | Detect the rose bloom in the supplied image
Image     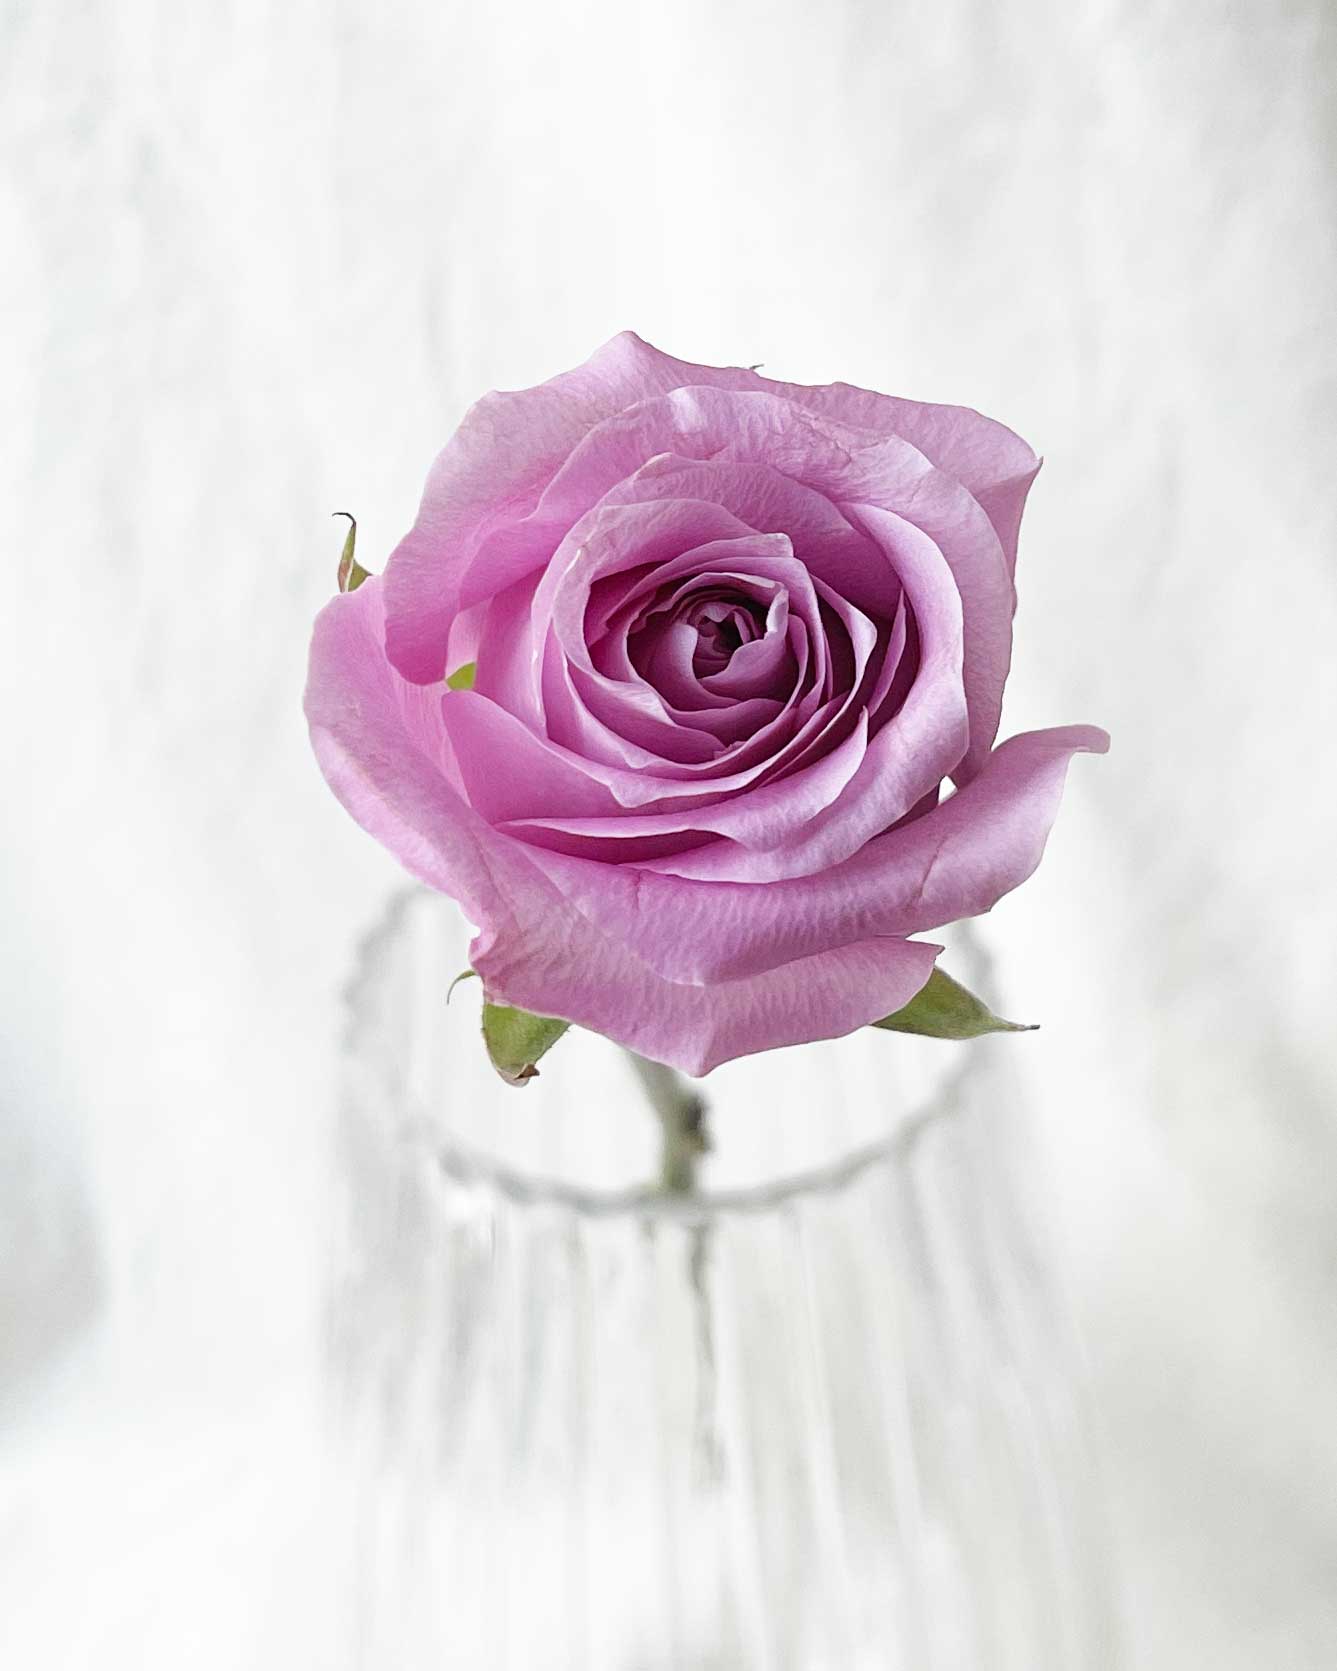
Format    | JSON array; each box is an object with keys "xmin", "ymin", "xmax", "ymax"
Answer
[{"xmin": 306, "ymin": 334, "xmax": 1106, "ymax": 1074}]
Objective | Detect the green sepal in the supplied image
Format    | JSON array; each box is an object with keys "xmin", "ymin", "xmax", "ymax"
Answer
[
  {"xmin": 873, "ymin": 966, "xmax": 1036, "ymax": 1040},
  {"xmin": 446, "ymin": 661, "xmax": 476, "ymax": 691},
  {"xmin": 481, "ymin": 1000, "xmax": 570, "ymax": 1086},
  {"xmin": 334, "ymin": 512, "xmax": 372, "ymax": 593}
]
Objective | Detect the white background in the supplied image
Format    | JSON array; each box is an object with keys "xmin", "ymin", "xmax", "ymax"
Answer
[{"xmin": 3, "ymin": 0, "xmax": 1336, "ymax": 1665}]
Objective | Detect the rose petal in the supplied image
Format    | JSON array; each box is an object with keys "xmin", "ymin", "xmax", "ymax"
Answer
[
  {"xmin": 502, "ymin": 710, "xmax": 870, "ymax": 856},
  {"xmin": 510, "ymin": 725, "xmax": 1109, "ymax": 983},
  {"xmin": 305, "ymin": 578, "xmax": 512, "ymax": 930},
  {"xmin": 481, "ymin": 928, "xmax": 943, "ymax": 1078},
  {"xmin": 591, "ymin": 333, "xmax": 1041, "ymax": 577},
  {"xmin": 382, "ymin": 333, "xmax": 705, "ymax": 683}
]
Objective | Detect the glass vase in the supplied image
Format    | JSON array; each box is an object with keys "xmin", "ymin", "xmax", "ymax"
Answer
[{"xmin": 329, "ymin": 887, "xmax": 1120, "ymax": 1670}]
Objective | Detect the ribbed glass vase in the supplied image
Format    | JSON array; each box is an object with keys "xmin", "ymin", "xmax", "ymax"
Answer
[{"xmin": 330, "ymin": 888, "xmax": 1119, "ymax": 1671}]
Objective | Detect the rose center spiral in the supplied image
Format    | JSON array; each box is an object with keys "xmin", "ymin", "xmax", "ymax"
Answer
[
  {"xmin": 620, "ymin": 575, "xmax": 784, "ymax": 697},
  {"xmin": 688, "ymin": 597, "xmax": 763, "ymax": 675}
]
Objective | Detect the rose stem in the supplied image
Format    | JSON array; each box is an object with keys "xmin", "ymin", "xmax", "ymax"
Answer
[{"xmin": 624, "ymin": 1051, "xmax": 710, "ymax": 1195}]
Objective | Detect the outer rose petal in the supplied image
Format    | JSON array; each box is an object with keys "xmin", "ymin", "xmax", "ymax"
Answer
[
  {"xmin": 511, "ymin": 725, "xmax": 1109, "ymax": 984},
  {"xmin": 481, "ymin": 932, "xmax": 943, "ymax": 1079},
  {"xmin": 592, "ymin": 333, "xmax": 1041, "ymax": 578},
  {"xmin": 383, "ymin": 333, "xmax": 712, "ymax": 683},
  {"xmin": 305, "ymin": 577, "xmax": 944, "ymax": 1074},
  {"xmin": 305, "ymin": 582, "xmax": 513, "ymax": 933}
]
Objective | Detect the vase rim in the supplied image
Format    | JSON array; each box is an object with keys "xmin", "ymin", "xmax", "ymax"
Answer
[
  {"xmin": 400, "ymin": 1057, "xmax": 977, "ymax": 1220},
  {"xmin": 346, "ymin": 886, "xmax": 999, "ymax": 1220}
]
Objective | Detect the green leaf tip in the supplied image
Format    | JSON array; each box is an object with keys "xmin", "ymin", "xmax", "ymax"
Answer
[
  {"xmin": 873, "ymin": 966, "xmax": 1036, "ymax": 1040},
  {"xmin": 445, "ymin": 661, "xmax": 477, "ymax": 691},
  {"xmin": 481, "ymin": 999, "xmax": 570, "ymax": 1086},
  {"xmin": 334, "ymin": 511, "xmax": 372, "ymax": 593},
  {"xmin": 446, "ymin": 968, "xmax": 479, "ymax": 1005}
]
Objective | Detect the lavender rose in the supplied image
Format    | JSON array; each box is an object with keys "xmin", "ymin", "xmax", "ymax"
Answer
[{"xmin": 306, "ymin": 334, "xmax": 1106, "ymax": 1074}]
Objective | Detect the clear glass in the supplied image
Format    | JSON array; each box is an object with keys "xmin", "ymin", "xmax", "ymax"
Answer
[{"xmin": 330, "ymin": 888, "xmax": 1120, "ymax": 1670}]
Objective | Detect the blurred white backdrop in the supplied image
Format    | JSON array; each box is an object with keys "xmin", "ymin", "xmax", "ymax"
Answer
[{"xmin": 2, "ymin": 0, "xmax": 1336, "ymax": 1665}]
